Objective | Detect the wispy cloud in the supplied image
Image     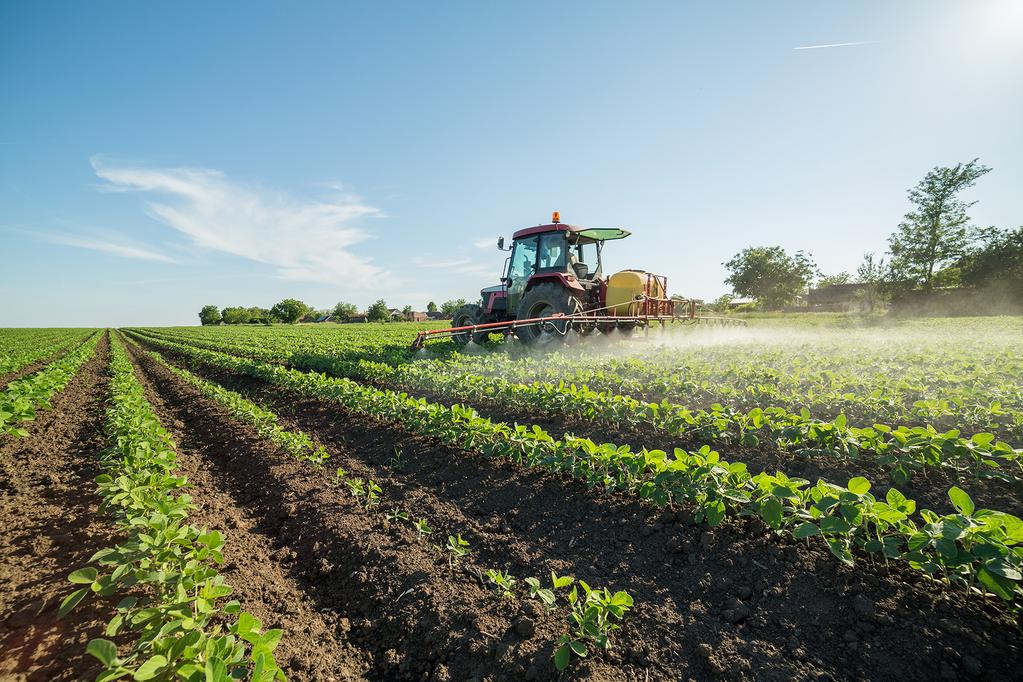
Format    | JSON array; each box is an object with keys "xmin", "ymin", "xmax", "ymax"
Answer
[
  {"xmin": 472, "ymin": 237, "xmax": 498, "ymax": 249},
  {"xmin": 91, "ymin": 157, "xmax": 388, "ymax": 287},
  {"xmin": 412, "ymin": 254, "xmax": 493, "ymax": 276},
  {"xmin": 42, "ymin": 232, "xmax": 179, "ymax": 263},
  {"xmin": 792, "ymin": 40, "xmax": 880, "ymax": 51}
]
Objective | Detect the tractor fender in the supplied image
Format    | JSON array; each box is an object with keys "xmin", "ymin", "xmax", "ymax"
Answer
[{"xmin": 524, "ymin": 272, "xmax": 585, "ymax": 295}]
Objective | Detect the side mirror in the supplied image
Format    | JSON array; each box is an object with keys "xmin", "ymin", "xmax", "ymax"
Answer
[{"xmin": 497, "ymin": 237, "xmax": 505, "ymax": 250}]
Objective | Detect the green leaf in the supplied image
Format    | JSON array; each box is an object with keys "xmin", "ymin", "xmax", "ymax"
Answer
[
  {"xmin": 977, "ymin": 566, "xmax": 1015, "ymax": 600},
  {"xmin": 759, "ymin": 497, "xmax": 783, "ymax": 529},
  {"xmin": 948, "ymin": 487, "xmax": 975, "ymax": 516},
  {"xmin": 984, "ymin": 558, "xmax": 1022, "ymax": 581},
  {"xmin": 58, "ymin": 588, "xmax": 88, "ymax": 618},
  {"xmin": 704, "ymin": 499, "xmax": 726, "ymax": 527},
  {"xmin": 86, "ymin": 639, "xmax": 118, "ymax": 667},
  {"xmin": 971, "ymin": 432, "xmax": 995, "ymax": 447},
  {"xmin": 569, "ymin": 640, "xmax": 588, "ymax": 657},
  {"xmin": 68, "ymin": 567, "xmax": 98, "ymax": 584},
  {"xmin": 554, "ymin": 644, "xmax": 572, "ymax": 671},
  {"xmin": 847, "ymin": 477, "xmax": 871, "ymax": 495},
  {"xmin": 793, "ymin": 522, "xmax": 820, "ymax": 539},
  {"xmin": 133, "ymin": 655, "xmax": 168, "ymax": 680},
  {"xmin": 828, "ymin": 539, "xmax": 854, "ymax": 567},
  {"xmin": 205, "ymin": 657, "xmax": 228, "ymax": 681}
]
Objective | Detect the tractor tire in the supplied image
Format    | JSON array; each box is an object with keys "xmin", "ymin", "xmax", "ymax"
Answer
[
  {"xmin": 451, "ymin": 304, "xmax": 488, "ymax": 345},
  {"xmin": 515, "ymin": 282, "xmax": 583, "ymax": 344}
]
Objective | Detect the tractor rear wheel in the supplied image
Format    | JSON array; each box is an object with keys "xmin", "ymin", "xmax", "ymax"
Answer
[
  {"xmin": 451, "ymin": 304, "xmax": 487, "ymax": 345},
  {"xmin": 516, "ymin": 282, "xmax": 583, "ymax": 344}
]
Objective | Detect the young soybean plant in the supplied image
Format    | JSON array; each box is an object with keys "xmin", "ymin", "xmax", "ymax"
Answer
[
  {"xmin": 387, "ymin": 507, "xmax": 410, "ymax": 523},
  {"xmin": 364, "ymin": 480, "xmax": 382, "ymax": 509},
  {"xmin": 445, "ymin": 534, "xmax": 470, "ymax": 568},
  {"xmin": 554, "ymin": 582, "xmax": 634, "ymax": 671},
  {"xmin": 525, "ymin": 571, "xmax": 574, "ymax": 612},
  {"xmin": 485, "ymin": 569, "xmax": 517, "ymax": 599},
  {"xmin": 413, "ymin": 518, "xmax": 433, "ymax": 537}
]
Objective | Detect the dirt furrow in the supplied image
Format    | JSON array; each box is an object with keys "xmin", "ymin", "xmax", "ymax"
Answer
[
  {"xmin": 123, "ymin": 336, "xmax": 381, "ymax": 682},
  {"xmin": 131, "ymin": 334, "xmax": 1023, "ymax": 682},
  {"xmin": 0, "ymin": 331, "xmax": 112, "ymax": 681},
  {"xmin": 126, "ymin": 338, "xmax": 618, "ymax": 681}
]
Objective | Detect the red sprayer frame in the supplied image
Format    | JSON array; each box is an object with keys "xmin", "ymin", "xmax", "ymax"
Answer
[{"xmin": 408, "ymin": 295, "xmax": 744, "ymax": 350}]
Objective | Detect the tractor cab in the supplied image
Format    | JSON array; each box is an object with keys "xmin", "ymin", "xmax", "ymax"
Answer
[{"xmin": 487, "ymin": 213, "xmax": 631, "ymax": 317}]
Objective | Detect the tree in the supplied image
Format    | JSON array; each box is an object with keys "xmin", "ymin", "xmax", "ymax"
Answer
[
  {"xmin": 401, "ymin": 305, "xmax": 413, "ymax": 320},
  {"xmin": 852, "ymin": 252, "xmax": 893, "ymax": 311},
  {"xmin": 331, "ymin": 301, "xmax": 358, "ymax": 322},
  {"xmin": 817, "ymin": 272, "xmax": 851, "ymax": 288},
  {"xmin": 440, "ymin": 299, "xmax": 467, "ymax": 316},
  {"xmin": 366, "ymin": 299, "xmax": 390, "ymax": 322},
  {"xmin": 199, "ymin": 305, "xmax": 221, "ymax": 326},
  {"xmin": 723, "ymin": 246, "xmax": 818, "ymax": 309},
  {"xmin": 427, "ymin": 301, "xmax": 438, "ymax": 313},
  {"xmin": 888, "ymin": 159, "xmax": 992, "ymax": 289},
  {"xmin": 270, "ymin": 298, "xmax": 312, "ymax": 324},
  {"xmin": 959, "ymin": 226, "xmax": 1023, "ymax": 298},
  {"xmin": 247, "ymin": 307, "xmax": 272, "ymax": 324},
  {"xmin": 221, "ymin": 306, "xmax": 252, "ymax": 324}
]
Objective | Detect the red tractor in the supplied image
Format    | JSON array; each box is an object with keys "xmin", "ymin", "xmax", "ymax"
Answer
[{"xmin": 410, "ymin": 213, "xmax": 734, "ymax": 350}]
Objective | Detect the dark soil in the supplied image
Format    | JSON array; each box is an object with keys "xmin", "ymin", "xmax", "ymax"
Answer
[
  {"xmin": 0, "ymin": 331, "xmax": 113, "ymax": 681},
  {"xmin": 125, "ymin": 341, "xmax": 374, "ymax": 682},
  {"xmin": 130, "ymin": 333, "xmax": 1023, "ymax": 682}
]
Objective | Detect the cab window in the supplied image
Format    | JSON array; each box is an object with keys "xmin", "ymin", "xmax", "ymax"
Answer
[
  {"xmin": 574, "ymin": 242, "xmax": 598, "ymax": 271},
  {"xmin": 538, "ymin": 233, "xmax": 567, "ymax": 270},
  {"xmin": 509, "ymin": 236, "xmax": 538, "ymax": 281}
]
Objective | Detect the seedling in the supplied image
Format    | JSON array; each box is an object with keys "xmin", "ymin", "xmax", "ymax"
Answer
[
  {"xmin": 364, "ymin": 480, "xmax": 382, "ymax": 509},
  {"xmin": 333, "ymin": 467, "xmax": 347, "ymax": 487},
  {"xmin": 445, "ymin": 534, "xmax": 470, "ymax": 568},
  {"xmin": 485, "ymin": 569, "xmax": 517, "ymax": 599},
  {"xmin": 524, "ymin": 570, "xmax": 572, "ymax": 612},
  {"xmin": 386, "ymin": 507, "xmax": 410, "ymax": 523},
  {"xmin": 554, "ymin": 581, "xmax": 634, "ymax": 671},
  {"xmin": 413, "ymin": 518, "xmax": 433, "ymax": 537},
  {"xmin": 346, "ymin": 477, "xmax": 366, "ymax": 502},
  {"xmin": 386, "ymin": 446, "xmax": 405, "ymax": 470}
]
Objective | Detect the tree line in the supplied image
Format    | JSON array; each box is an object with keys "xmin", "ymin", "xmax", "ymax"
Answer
[
  {"xmin": 199, "ymin": 298, "xmax": 471, "ymax": 325},
  {"xmin": 720, "ymin": 159, "xmax": 1021, "ymax": 310}
]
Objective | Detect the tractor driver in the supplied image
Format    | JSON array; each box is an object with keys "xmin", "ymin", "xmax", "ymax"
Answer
[{"xmin": 538, "ymin": 237, "xmax": 565, "ymax": 270}]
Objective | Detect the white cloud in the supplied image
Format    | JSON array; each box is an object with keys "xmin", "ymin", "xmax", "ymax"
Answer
[
  {"xmin": 472, "ymin": 237, "xmax": 498, "ymax": 249},
  {"xmin": 792, "ymin": 40, "xmax": 879, "ymax": 50},
  {"xmin": 43, "ymin": 232, "xmax": 179, "ymax": 263},
  {"xmin": 91, "ymin": 157, "xmax": 387, "ymax": 287},
  {"xmin": 412, "ymin": 254, "xmax": 494, "ymax": 277}
]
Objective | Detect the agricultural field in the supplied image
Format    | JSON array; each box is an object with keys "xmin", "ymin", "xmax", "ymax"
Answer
[{"xmin": 2, "ymin": 317, "xmax": 1022, "ymax": 680}]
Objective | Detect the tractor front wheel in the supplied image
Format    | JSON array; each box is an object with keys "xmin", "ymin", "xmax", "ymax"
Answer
[
  {"xmin": 515, "ymin": 282, "xmax": 583, "ymax": 344},
  {"xmin": 451, "ymin": 304, "xmax": 488, "ymax": 345}
]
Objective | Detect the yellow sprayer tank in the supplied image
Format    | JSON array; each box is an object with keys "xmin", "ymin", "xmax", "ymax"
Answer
[{"xmin": 606, "ymin": 269, "xmax": 666, "ymax": 315}]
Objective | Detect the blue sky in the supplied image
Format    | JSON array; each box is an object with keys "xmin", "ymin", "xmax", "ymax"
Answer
[{"xmin": 1, "ymin": 1, "xmax": 1021, "ymax": 327}]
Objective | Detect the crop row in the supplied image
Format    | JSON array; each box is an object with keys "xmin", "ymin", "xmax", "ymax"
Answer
[
  {"xmin": 136, "ymin": 320, "xmax": 1023, "ymax": 438},
  {"xmin": 131, "ymin": 329, "xmax": 1022, "ymax": 486},
  {"xmin": 0, "ymin": 328, "xmax": 92, "ymax": 377},
  {"xmin": 127, "ymin": 330, "xmax": 1023, "ymax": 612},
  {"xmin": 132, "ymin": 339, "xmax": 634, "ymax": 672},
  {"xmin": 60, "ymin": 334, "xmax": 285, "ymax": 681},
  {"xmin": 0, "ymin": 331, "xmax": 100, "ymax": 438}
]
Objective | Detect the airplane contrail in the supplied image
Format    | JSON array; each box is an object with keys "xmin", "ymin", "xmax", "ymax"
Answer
[{"xmin": 793, "ymin": 40, "xmax": 880, "ymax": 50}]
